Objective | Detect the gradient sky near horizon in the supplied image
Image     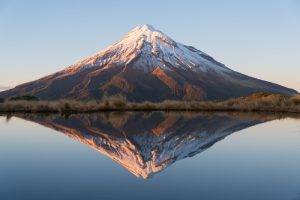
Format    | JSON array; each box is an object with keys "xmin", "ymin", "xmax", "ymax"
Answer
[{"xmin": 0, "ymin": 0, "xmax": 299, "ymax": 91}]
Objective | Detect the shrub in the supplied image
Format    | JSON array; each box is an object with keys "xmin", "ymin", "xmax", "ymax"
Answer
[
  {"xmin": 112, "ymin": 98, "xmax": 126, "ymax": 108},
  {"xmin": 291, "ymin": 95, "xmax": 300, "ymax": 105},
  {"xmin": 9, "ymin": 95, "xmax": 39, "ymax": 101},
  {"xmin": 103, "ymin": 95, "xmax": 127, "ymax": 109},
  {"xmin": 0, "ymin": 93, "xmax": 299, "ymax": 113}
]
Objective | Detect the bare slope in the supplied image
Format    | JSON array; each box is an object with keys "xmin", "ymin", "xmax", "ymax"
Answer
[{"xmin": 0, "ymin": 25, "xmax": 297, "ymax": 101}]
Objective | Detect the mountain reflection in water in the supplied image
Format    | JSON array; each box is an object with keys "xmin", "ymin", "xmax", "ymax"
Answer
[{"xmin": 16, "ymin": 112, "xmax": 280, "ymax": 179}]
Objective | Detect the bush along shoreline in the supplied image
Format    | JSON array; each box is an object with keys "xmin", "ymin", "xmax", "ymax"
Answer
[{"xmin": 0, "ymin": 93, "xmax": 300, "ymax": 114}]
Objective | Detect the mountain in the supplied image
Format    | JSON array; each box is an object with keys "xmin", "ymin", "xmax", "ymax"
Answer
[
  {"xmin": 0, "ymin": 86, "xmax": 11, "ymax": 92},
  {"xmin": 17, "ymin": 112, "xmax": 274, "ymax": 179},
  {"xmin": 0, "ymin": 24, "xmax": 297, "ymax": 101}
]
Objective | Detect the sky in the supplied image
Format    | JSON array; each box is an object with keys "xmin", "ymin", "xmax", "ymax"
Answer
[{"xmin": 0, "ymin": 0, "xmax": 299, "ymax": 91}]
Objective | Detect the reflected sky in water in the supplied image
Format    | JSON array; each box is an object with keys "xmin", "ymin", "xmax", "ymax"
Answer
[{"xmin": 0, "ymin": 112, "xmax": 299, "ymax": 200}]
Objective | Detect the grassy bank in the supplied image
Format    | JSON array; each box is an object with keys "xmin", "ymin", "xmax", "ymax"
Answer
[{"xmin": 0, "ymin": 93, "xmax": 300, "ymax": 114}]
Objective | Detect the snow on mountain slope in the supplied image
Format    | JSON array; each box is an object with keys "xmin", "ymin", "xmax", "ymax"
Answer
[
  {"xmin": 67, "ymin": 24, "xmax": 230, "ymax": 73},
  {"xmin": 0, "ymin": 24, "xmax": 297, "ymax": 101},
  {"xmin": 0, "ymin": 86, "xmax": 11, "ymax": 92}
]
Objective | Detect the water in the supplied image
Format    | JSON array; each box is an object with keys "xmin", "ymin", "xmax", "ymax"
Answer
[{"xmin": 0, "ymin": 112, "xmax": 299, "ymax": 200}]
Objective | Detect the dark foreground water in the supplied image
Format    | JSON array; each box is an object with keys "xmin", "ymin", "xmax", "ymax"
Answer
[{"xmin": 0, "ymin": 112, "xmax": 299, "ymax": 200}]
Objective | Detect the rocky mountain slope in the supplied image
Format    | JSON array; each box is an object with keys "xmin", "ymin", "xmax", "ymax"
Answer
[{"xmin": 0, "ymin": 25, "xmax": 297, "ymax": 101}]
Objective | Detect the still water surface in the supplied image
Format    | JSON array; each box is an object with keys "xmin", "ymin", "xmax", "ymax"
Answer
[{"xmin": 0, "ymin": 112, "xmax": 299, "ymax": 200}]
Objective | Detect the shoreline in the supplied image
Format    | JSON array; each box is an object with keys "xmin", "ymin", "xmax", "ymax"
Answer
[
  {"xmin": 0, "ymin": 93, "xmax": 299, "ymax": 114},
  {"xmin": 0, "ymin": 108, "xmax": 300, "ymax": 114}
]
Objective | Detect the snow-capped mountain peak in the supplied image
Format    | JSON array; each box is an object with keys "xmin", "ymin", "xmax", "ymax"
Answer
[
  {"xmin": 1, "ymin": 24, "xmax": 297, "ymax": 101},
  {"xmin": 68, "ymin": 24, "xmax": 229, "ymax": 73},
  {"xmin": 125, "ymin": 24, "xmax": 176, "ymax": 46}
]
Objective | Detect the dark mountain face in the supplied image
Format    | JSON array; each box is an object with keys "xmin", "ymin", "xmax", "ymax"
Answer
[
  {"xmin": 0, "ymin": 24, "xmax": 297, "ymax": 101},
  {"xmin": 17, "ymin": 112, "xmax": 275, "ymax": 178}
]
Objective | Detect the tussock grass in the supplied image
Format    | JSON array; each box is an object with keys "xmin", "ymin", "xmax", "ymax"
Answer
[{"xmin": 0, "ymin": 93, "xmax": 300, "ymax": 114}]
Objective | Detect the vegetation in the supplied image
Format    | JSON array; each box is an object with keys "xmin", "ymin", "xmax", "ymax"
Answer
[
  {"xmin": 0, "ymin": 93, "xmax": 299, "ymax": 114},
  {"xmin": 9, "ymin": 95, "xmax": 39, "ymax": 101}
]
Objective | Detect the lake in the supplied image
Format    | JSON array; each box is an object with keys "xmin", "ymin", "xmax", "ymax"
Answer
[{"xmin": 0, "ymin": 112, "xmax": 299, "ymax": 200}]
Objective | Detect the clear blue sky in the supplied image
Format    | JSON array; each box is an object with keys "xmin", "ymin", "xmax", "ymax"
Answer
[{"xmin": 0, "ymin": 0, "xmax": 299, "ymax": 91}]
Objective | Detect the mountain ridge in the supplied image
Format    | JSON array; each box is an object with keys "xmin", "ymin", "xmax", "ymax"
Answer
[{"xmin": 0, "ymin": 24, "xmax": 297, "ymax": 101}]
